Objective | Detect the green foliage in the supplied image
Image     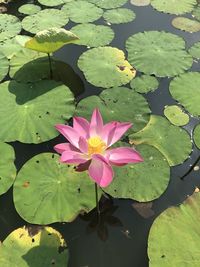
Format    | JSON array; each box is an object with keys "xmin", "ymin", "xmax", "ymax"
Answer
[
  {"xmin": 13, "ymin": 153, "xmax": 101, "ymax": 224},
  {"xmin": 130, "ymin": 75, "xmax": 159, "ymax": 93},
  {"xmin": 194, "ymin": 124, "xmax": 200, "ymax": 149},
  {"xmin": 18, "ymin": 4, "xmax": 41, "ymax": 15},
  {"xmin": 172, "ymin": 17, "xmax": 200, "ymax": 32},
  {"xmin": 0, "ymin": 52, "xmax": 9, "ymax": 81},
  {"xmin": 188, "ymin": 41, "xmax": 200, "ymax": 59},
  {"xmin": 0, "ymin": 14, "xmax": 21, "ymax": 42},
  {"xmin": 103, "ymin": 8, "xmax": 136, "ymax": 24},
  {"xmin": 164, "ymin": 105, "xmax": 189, "ymax": 126},
  {"xmin": 130, "ymin": 0, "xmax": 150, "ymax": 6}
]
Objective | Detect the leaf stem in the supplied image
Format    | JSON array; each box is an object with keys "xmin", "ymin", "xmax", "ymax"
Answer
[
  {"xmin": 47, "ymin": 53, "xmax": 53, "ymax": 79},
  {"xmin": 95, "ymin": 183, "xmax": 100, "ymax": 223}
]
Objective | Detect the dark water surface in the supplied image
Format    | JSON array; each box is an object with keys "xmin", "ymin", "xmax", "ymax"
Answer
[{"xmin": 1, "ymin": 1, "xmax": 200, "ymax": 266}]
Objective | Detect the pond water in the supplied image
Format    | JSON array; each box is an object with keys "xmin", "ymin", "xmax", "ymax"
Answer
[{"xmin": 1, "ymin": 0, "xmax": 200, "ymax": 266}]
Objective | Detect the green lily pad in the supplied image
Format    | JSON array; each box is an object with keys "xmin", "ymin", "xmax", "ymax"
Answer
[
  {"xmin": 151, "ymin": 0, "xmax": 196, "ymax": 15},
  {"xmin": 103, "ymin": 8, "xmax": 136, "ymax": 24},
  {"xmin": 0, "ymin": 80, "xmax": 75, "ymax": 143},
  {"xmin": 25, "ymin": 28, "xmax": 79, "ymax": 53},
  {"xmin": 126, "ymin": 31, "xmax": 193, "ymax": 77},
  {"xmin": 194, "ymin": 124, "xmax": 200, "ymax": 149},
  {"xmin": 130, "ymin": 75, "xmax": 159, "ymax": 93},
  {"xmin": 75, "ymin": 87, "xmax": 150, "ymax": 133},
  {"xmin": 105, "ymin": 144, "xmax": 170, "ymax": 202},
  {"xmin": 22, "ymin": 9, "xmax": 69, "ymax": 34},
  {"xmin": 0, "ymin": 52, "xmax": 9, "ymax": 81},
  {"xmin": 0, "ymin": 14, "xmax": 21, "ymax": 42},
  {"xmin": 148, "ymin": 191, "xmax": 200, "ymax": 267},
  {"xmin": 18, "ymin": 4, "xmax": 41, "ymax": 15},
  {"xmin": 169, "ymin": 72, "xmax": 200, "ymax": 117},
  {"xmin": 188, "ymin": 41, "xmax": 200, "ymax": 59},
  {"xmin": 89, "ymin": 0, "xmax": 128, "ymax": 9},
  {"xmin": 0, "ymin": 142, "xmax": 16, "ymax": 196},
  {"xmin": 78, "ymin": 47, "xmax": 136, "ymax": 88},
  {"xmin": 70, "ymin": 24, "xmax": 114, "ymax": 47},
  {"xmin": 0, "ymin": 226, "xmax": 68, "ymax": 267},
  {"xmin": 0, "ymin": 37, "xmax": 23, "ymax": 59},
  {"xmin": 164, "ymin": 105, "xmax": 189, "ymax": 126},
  {"xmin": 172, "ymin": 17, "xmax": 200, "ymax": 32},
  {"xmin": 38, "ymin": 0, "xmax": 70, "ymax": 6},
  {"xmin": 62, "ymin": 1, "xmax": 103, "ymax": 23},
  {"xmin": 129, "ymin": 115, "xmax": 192, "ymax": 166},
  {"xmin": 13, "ymin": 153, "xmax": 100, "ymax": 224},
  {"xmin": 192, "ymin": 5, "xmax": 200, "ymax": 21},
  {"xmin": 130, "ymin": 0, "xmax": 150, "ymax": 6}
]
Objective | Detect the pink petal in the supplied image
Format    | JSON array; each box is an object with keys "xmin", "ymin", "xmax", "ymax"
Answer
[
  {"xmin": 101, "ymin": 122, "xmax": 132, "ymax": 147},
  {"xmin": 54, "ymin": 143, "xmax": 80, "ymax": 154},
  {"xmin": 88, "ymin": 154, "xmax": 114, "ymax": 187},
  {"xmin": 89, "ymin": 108, "xmax": 104, "ymax": 137},
  {"xmin": 73, "ymin": 117, "xmax": 90, "ymax": 139},
  {"xmin": 106, "ymin": 147, "xmax": 143, "ymax": 166},
  {"xmin": 55, "ymin": 124, "xmax": 80, "ymax": 149},
  {"xmin": 78, "ymin": 136, "xmax": 88, "ymax": 153},
  {"xmin": 60, "ymin": 150, "xmax": 87, "ymax": 164}
]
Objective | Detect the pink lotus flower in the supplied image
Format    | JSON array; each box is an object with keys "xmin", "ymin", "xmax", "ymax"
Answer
[{"xmin": 54, "ymin": 109, "xmax": 143, "ymax": 187}]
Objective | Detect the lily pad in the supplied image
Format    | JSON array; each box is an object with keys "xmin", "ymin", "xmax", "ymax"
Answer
[
  {"xmin": 103, "ymin": 8, "xmax": 136, "ymax": 24},
  {"xmin": 70, "ymin": 24, "xmax": 114, "ymax": 47},
  {"xmin": 151, "ymin": 0, "xmax": 196, "ymax": 15},
  {"xmin": 148, "ymin": 191, "xmax": 200, "ymax": 267},
  {"xmin": 0, "ymin": 37, "xmax": 23, "ymax": 59},
  {"xmin": 130, "ymin": 75, "xmax": 159, "ymax": 93},
  {"xmin": 0, "ymin": 52, "xmax": 9, "ymax": 81},
  {"xmin": 0, "ymin": 142, "xmax": 16, "ymax": 196},
  {"xmin": 89, "ymin": 0, "xmax": 128, "ymax": 9},
  {"xmin": 194, "ymin": 124, "xmax": 200, "ymax": 149},
  {"xmin": 0, "ymin": 80, "xmax": 75, "ymax": 143},
  {"xmin": 192, "ymin": 5, "xmax": 200, "ymax": 21},
  {"xmin": 188, "ymin": 41, "xmax": 200, "ymax": 59},
  {"xmin": 169, "ymin": 72, "xmax": 200, "ymax": 117},
  {"xmin": 126, "ymin": 31, "xmax": 193, "ymax": 77},
  {"xmin": 62, "ymin": 1, "xmax": 103, "ymax": 23},
  {"xmin": 22, "ymin": 9, "xmax": 69, "ymax": 34},
  {"xmin": 0, "ymin": 14, "xmax": 21, "ymax": 42},
  {"xmin": 129, "ymin": 115, "xmax": 192, "ymax": 166},
  {"xmin": 130, "ymin": 0, "xmax": 150, "ymax": 6},
  {"xmin": 18, "ymin": 4, "xmax": 41, "ymax": 15},
  {"xmin": 0, "ymin": 226, "xmax": 68, "ymax": 266},
  {"xmin": 13, "ymin": 153, "xmax": 100, "ymax": 224},
  {"xmin": 75, "ymin": 87, "xmax": 150, "ymax": 133},
  {"xmin": 38, "ymin": 0, "xmax": 69, "ymax": 6},
  {"xmin": 105, "ymin": 144, "xmax": 170, "ymax": 202},
  {"xmin": 78, "ymin": 47, "xmax": 136, "ymax": 88},
  {"xmin": 25, "ymin": 28, "xmax": 79, "ymax": 53},
  {"xmin": 164, "ymin": 105, "xmax": 189, "ymax": 126},
  {"xmin": 172, "ymin": 17, "xmax": 200, "ymax": 33}
]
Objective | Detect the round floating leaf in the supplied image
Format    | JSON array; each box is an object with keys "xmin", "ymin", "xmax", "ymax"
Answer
[
  {"xmin": 62, "ymin": 1, "xmax": 103, "ymax": 23},
  {"xmin": 78, "ymin": 47, "xmax": 136, "ymax": 88},
  {"xmin": 105, "ymin": 144, "xmax": 170, "ymax": 202},
  {"xmin": 126, "ymin": 31, "xmax": 193, "ymax": 77},
  {"xmin": 0, "ymin": 37, "xmax": 23, "ymax": 59},
  {"xmin": 148, "ymin": 191, "xmax": 200, "ymax": 267},
  {"xmin": 130, "ymin": 0, "xmax": 150, "ymax": 6},
  {"xmin": 22, "ymin": 9, "xmax": 69, "ymax": 34},
  {"xmin": 192, "ymin": 5, "xmax": 200, "ymax": 21},
  {"xmin": 0, "ymin": 80, "xmax": 75, "ymax": 143},
  {"xmin": 0, "ymin": 226, "xmax": 68, "ymax": 267},
  {"xmin": 172, "ymin": 17, "xmax": 200, "ymax": 32},
  {"xmin": 129, "ymin": 115, "xmax": 192, "ymax": 166},
  {"xmin": 25, "ymin": 28, "xmax": 79, "ymax": 53},
  {"xmin": 75, "ymin": 87, "xmax": 150, "ymax": 133},
  {"xmin": 130, "ymin": 75, "xmax": 159, "ymax": 93},
  {"xmin": 188, "ymin": 41, "xmax": 200, "ymax": 59},
  {"xmin": 151, "ymin": 0, "xmax": 196, "ymax": 15},
  {"xmin": 13, "ymin": 153, "xmax": 100, "ymax": 224},
  {"xmin": 0, "ymin": 52, "xmax": 9, "ymax": 81},
  {"xmin": 0, "ymin": 142, "xmax": 16, "ymax": 196},
  {"xmin": 103, "ymin": 8, "xmax": 136, "ymax": 24},
  {"xmin": 194, "ymin": 124, "xmax": 200, "ymax": 149},
  {"xmin": 70, "ymin": 24, "xmax": 114, "ymax": 47},
  {"xmin": 164, "ymin": 105, "xmax": 189, "ymax": 126},
  {"xmin": 38, "ymin": 0, "xmax": 69, "ymax": 6},
  {"xmin": 89, "ymin": 0, "xmax": 128, "ymax": 9},
  {"xmin": 18, "ymin": 4, "xmax": 41, "ymax": 15},
  {"xmin": 0, "ymin": 14, "xmax": 21, "ymax": 42},
  {"xmin": 169, "ymin": 72, "xmax": 200, "ymax": 117}
]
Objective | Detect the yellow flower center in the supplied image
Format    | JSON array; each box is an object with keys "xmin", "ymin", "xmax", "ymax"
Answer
[{"xmin": 87, "ymin": 136, "xmax": 106, "ymax": 156}]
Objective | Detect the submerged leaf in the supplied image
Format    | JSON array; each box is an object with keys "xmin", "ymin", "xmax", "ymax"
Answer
[
  {"xmin": 164, "ymin": 105, "xmax": 189, "ymax": 126},
  {"xmin": 172, "ymin": 17, "xmax": 200, "ymax": 33}
]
